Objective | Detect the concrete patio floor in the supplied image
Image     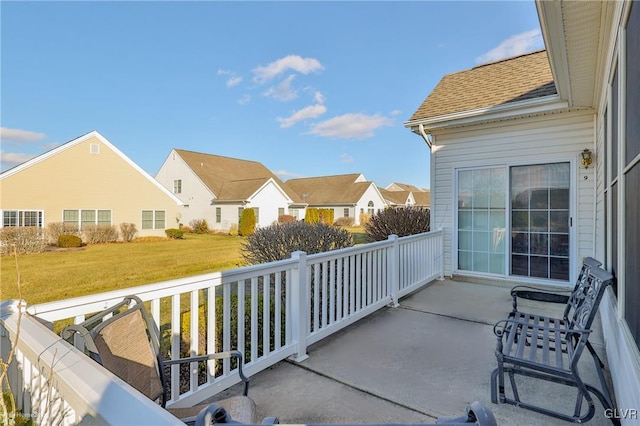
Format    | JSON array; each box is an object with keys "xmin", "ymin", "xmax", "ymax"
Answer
[{"xmin": 213, "ymin": 279, "xmax": 614, "ymax": 425}]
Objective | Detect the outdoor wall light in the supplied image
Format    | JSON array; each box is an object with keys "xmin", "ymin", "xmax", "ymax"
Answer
[{"xmin": 581, "ymin": 149, "xmax": 593, "ymax": 169}]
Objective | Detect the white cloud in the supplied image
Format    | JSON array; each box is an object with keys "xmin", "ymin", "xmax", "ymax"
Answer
[
  {"xmin": 217, "ymin": 69, "xmax": 232, "ymax": 76},
  {"xmin": 264, "ymin": 74, "xmax": 298, "ymax": 101},
  {"xmin": 314, "ymin": 91, "xmax": 325, "ymax": 104},
  {"xmin": 274, "ymin": 169, "xmax": 304, "ymax": 179},
  {"xmin": 0, "ymin": 150, "xmax": 36, "ymax": 167},
  {"xmin": 238, "ymin": 94, "xmax": 251, "ymax": 105},
  {"xmin": 0, "ymin": 127, "xmax": 46, "ymax": 143},
  {"xmin": 253, "ymin": 55, "xmax": 324, "ymax": 84},
  {"xmin": 277, "ymin": 104, "xmax": 327, "ymax": 128},
  {"xmin": 476, "ymin": 29, "xmax": 544, "ymax": 64},
  {"xmin": 226, "ymin": 76, "xmax": 243, "ymax": 87},
  {"xmin": 308, "ymin": 113, "xmax": 393, "ymax": 139},
  {"xmin": 340, "ymin": 153, "xmax": 354, "ymax": 164},
  {"xmin": 390, "ymin": 109, "xmax": 402, "ymax": 116}
]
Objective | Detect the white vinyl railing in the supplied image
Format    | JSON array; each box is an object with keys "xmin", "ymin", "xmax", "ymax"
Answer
[{"xmin": 1, "ymin": 229, "xmax": 444, "ymax": 423}]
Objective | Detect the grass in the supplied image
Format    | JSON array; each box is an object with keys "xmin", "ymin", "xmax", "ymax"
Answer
[
  {"xmin": 1, "ymin": 234, "xmax": 246, "ymax": 305},
  {"xmin": 1, "ymin": 227, "xmax": 372, "ymax": 306}
]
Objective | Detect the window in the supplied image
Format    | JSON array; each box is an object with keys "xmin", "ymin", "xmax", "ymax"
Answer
[
  {"xmin": 624, "ymin": 1, "xmax": 640, "ymax": 349},
  {"xmin": 63, "ymin": 209, "xmax": 111, "ymax": 230},
  {"xmin": 367, "ymin": 201, "xmax": 374, "ymax": 216},
  {"xmin": 238, "ymin": 207, "xmax": 244, "ymax": 224},
  {"xmin": 252, "ymin": 207, "xmax": 259, "ymax": 223},
  {"xmin": 343, "ymin": 208, "xmax": 350, "ymax": 218},
  {"xmin": 1, "ymin": 210, "xmax": 43, "ymax": 228},
  {"xmin": 278, "ymin": 207, "xmax": 285, "ymax": 217},
  {"xmin": 290, "ymin": 208, "xmax": 299, "ymax": 219},
  {"xmin": 173, "ymin": 179, "xmax": 182, "ymax": 194},
  {"xmin": 457, "ymin": 167, "xmax": 506, "ymax": 275},
  {"xmin": 81, "ymin": 210, "xmax": 96, "ymax": 229},
  {"xmin": 216, "ymin": 207, "xmax": 222, "ymax": 223},
  {"xmin": 142, "ymin": 210, "xmax": 165, "ymax": 230}
]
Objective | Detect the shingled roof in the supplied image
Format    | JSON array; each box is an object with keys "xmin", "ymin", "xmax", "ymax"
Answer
[
  {"xmin": 285, "ymin": 173, "xmax": 373, "ymax": 205},
  {"xmin": 175, "ymin": 149, "xmax": 303, "ymax": 202},
  {"xmin": 409, "ymin": 50, "xmax": 557, "ymax": 122}
]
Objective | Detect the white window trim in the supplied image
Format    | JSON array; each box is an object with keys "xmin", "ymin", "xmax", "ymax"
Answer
[
  {"xmin": 63, "ymin": 209, "xmax": 112, "ymax": 230},
  {"xmin": 141, "ymin": 210, "xmax": 166, "ymax": 230}
]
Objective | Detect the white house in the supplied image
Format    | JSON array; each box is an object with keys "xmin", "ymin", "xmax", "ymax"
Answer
[
  {"xmin": 405, "ymin": 0, "xmax": 639, "ymax": 417},
  {"xmin": 155, "ymin": 149, "xmax": 306, "ymax": 231},
  {"xmin": 285, "ymin": 173, "xmax": 387, "ymax": 225}
]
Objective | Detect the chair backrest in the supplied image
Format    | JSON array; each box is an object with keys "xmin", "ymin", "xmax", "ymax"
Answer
[
  {"xmin": 62, "ymin": 296, "xmax": 167, "ymax": 406},
  {"xmin": 565, "ymin": 265, "xmax": 613, "ymax": 363},
  {"xmin": 562, "ymin": 257, "xmax": 602, "ymax": 322}
]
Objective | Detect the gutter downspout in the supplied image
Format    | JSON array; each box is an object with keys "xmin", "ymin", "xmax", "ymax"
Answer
[{"xmin": 418, "ymin": 123, "xmax": 433, "ymax": 148}]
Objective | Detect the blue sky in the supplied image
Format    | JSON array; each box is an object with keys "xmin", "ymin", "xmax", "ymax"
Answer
[{"xmin": 1, "ymin": 1, "xmax": 544, "ymax": 189}]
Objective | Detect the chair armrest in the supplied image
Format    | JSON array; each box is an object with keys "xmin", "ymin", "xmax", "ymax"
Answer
[{"xmin": 163, "ymin": 350, "xmax": 250, "ymax": 396}]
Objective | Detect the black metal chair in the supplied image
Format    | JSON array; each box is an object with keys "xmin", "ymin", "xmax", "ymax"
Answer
[{"xmin": 491, "ymin": 259, "xmax": 618, "ymax": 424}]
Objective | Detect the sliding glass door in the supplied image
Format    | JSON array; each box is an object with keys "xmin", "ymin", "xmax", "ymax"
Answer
[
  {"xmin": 457, "ymin": 162, "xmax": 571, "ymax": 282},
  {"xmin": 510, "ymin": 163, "xmax": 570, "ymax": 280}
]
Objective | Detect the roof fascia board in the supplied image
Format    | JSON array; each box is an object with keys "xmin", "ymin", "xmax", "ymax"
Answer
[
  {"xmin": 536, "ymin": 0, "xmax": 573, "ymax": 106},
  {"xmin": 1, "ymin": 131, "xmax": 183, "ymax": 206},
  {"xmin": 405, "ymin": 95, "xmax": 569, "ymax": 132}
]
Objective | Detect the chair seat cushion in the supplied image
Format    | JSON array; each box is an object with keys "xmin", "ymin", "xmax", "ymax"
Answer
[{"xmin": 169, "ymin": 395, "xmax": 257, "ymax": 424}]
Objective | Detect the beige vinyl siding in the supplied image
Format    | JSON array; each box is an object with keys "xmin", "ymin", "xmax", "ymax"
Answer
[
  {"xmin": 0, "ymin": 135, "xmax": 180, "ymax": 238},
  {"xmin": 431, "ymin": 111, "xmax": 595, "ymax": 281}
]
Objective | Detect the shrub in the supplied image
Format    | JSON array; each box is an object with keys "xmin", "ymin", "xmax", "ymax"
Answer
[
  {"xmin": 277, "ymin": 214, "xmax": 296, "ymax": 224},
  {"xmin": 46, "ymin": 222, "xmax": 80, "ymax": 245},
  {"xmin": 239, "ymin": 209, "xmax": 256, "ymax": 237},
  {"xmin": 189, "ymin": 219, "xmax": 209, "ymax": 234},
  {"xmin": 359, "ymin": 212, "xmax": 371, "ymax": 226},
  {"xmin": 179, "ymin": 225, "xmax": 193, "ymax": 233},
  {"xmin": 228, "ymin": 223, "xmax": 239, "ymax": 237},
  {"xmin": 119, "ymin": 223, "xmax": 138, "ymax": 242},
  {"xmin": 58, "ymin": 234, "xmax": 83, "ymax": 248},
  {"xmin": 365, "ymin": 206, "xmax": 431, "ymax": 242},
  {"xmin": 165, "ymin": 228, "xmax": 184, "ymax": 239},
  {"xmin": 334, "ymin": 217, "xmax": 355, "ymax": 227},
  {"xmin": 304, "ymin": 208, "xmax": 334, "ymax": 225},
  {"xmin": 0, "ymin": 227, "xmax": 46, "ymax": 255},
  {"xmin": 83, "ymin": 224, "xmax": 119, "ymax": 244},
  {"xmin": 242, "ymin": 221, "xmax": 354, "ymax": 265}
]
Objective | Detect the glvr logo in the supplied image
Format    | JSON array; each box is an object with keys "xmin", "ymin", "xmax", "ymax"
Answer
[{"xmin": 605, "ymin": 408, "xmax": 638, "ymax": 419}]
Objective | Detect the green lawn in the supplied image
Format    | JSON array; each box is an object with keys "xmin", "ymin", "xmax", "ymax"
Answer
[
  {"xmin": 1, "ymin": 227, "xmax": 371, "ymax": 306},
  {"xmin": 1, "ymin": 234, "xmax": 246, "ymax": 305}
]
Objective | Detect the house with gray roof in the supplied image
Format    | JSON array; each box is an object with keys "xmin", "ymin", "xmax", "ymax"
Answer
[
  {"xmin": 285, "ymin": 173, "xmax": 386, "ymax": 225},
  {"xmin": 406, "ymin": 0, "xmax": 640, "ymax": 412},
  {"xmin": 155, "ymin": 149, "xmax": 305, "ymax": 232}
]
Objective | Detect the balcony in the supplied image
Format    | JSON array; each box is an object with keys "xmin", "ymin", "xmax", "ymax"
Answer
[{"xmin": 1, "ymin": 230, "xmax": 615, "ymax": 425}]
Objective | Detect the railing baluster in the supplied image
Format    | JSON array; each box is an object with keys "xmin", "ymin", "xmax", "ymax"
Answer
[
  {"xmin": 207, "ymin": 286, "xmax": 216, "ymax": 382},
  {"xmin": 190, "ymin": 290, "xmax": 199, "ymax": 392},
  {"xmin": 251, "ymin": 277, "xmax": 258, "ymax": 363},
  {"xmin": 263, "ymin": 273, "xmax": 270, "ymax": 356},
  {"xmin": 223, "ymin": 282, "xmax": 231, "ymax": 375},
  {"xmin": 238, "ymin": 280, "xmax": 246, "ymax": 366},
  {"xmin": 170, "ymin": 294, "xmax": 180, "ymax": 401}
]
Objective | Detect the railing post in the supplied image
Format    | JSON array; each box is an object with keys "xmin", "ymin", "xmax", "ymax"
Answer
[
  {"xmin": 438, "ymin": 227, "xmax": 445, "ymax": 280},
  {"xmin": 388, "ymin": 235, "xmax": 400, "ymax": 307},
  {"xmin": 290, "ymin": 251, "xmax": 309, "ymax": 362}
]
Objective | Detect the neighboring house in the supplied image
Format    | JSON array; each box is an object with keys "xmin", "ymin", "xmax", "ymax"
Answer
[
  {"xmin": 0, "ymin": 131, "xmax": 183, "ymax": 238},
  {"xmin": 155, "ymin": 149, "xmax": 306, "ymax": 231},
  {"xmin": 406, "ymin": 0, "xmax": 639, "ymax": 415},
  {"xmin": 381, "ymin": 183, "xmax": 431, "ymax": 208},
  {"xmin": 285, "ymin": 173, "xmax": 387, "ymax": 225}
]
